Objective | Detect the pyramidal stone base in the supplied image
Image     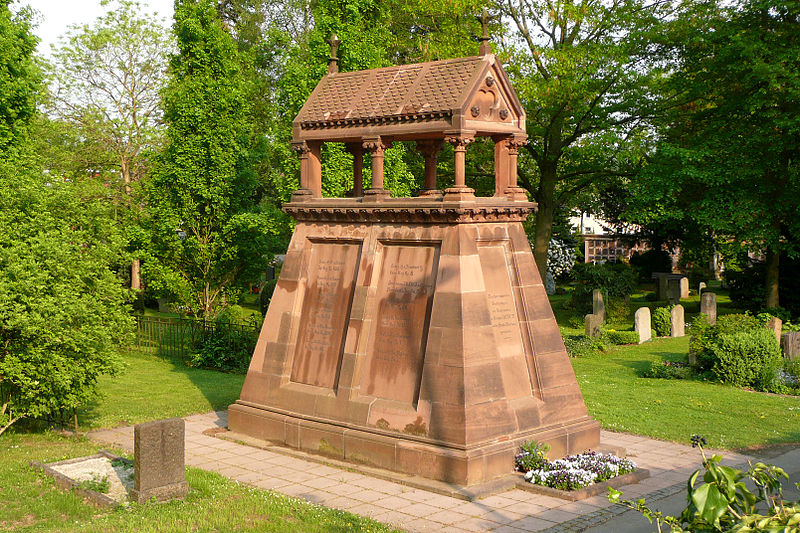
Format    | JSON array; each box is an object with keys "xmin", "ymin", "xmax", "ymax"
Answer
[{"xmin": 229, "ymin": 197, "xmax": 600, "ymax": 486}]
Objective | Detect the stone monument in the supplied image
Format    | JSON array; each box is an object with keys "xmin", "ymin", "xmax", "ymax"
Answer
[
  {"xmin": 671, "ymin": 305, "xmax": 685, "ymax": 337},
  {"xmin": 229, "ymin": 33, "xmax": 600, "ymax": 487},
  {"xmin": 784, "ymin": 332, "xmax": 800, "ymax": 361},
  {"xmin": 130, "ymin": 418, "xmax": 189, "ymax": 504},
  {"xmin": 592, "ymin": 289, "xmax": 606, "ymax": 322}
]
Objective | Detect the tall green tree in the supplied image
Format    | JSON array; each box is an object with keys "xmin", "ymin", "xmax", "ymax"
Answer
[
  {"xmin": 48, "ymin": 0, "xmax": 173, "ymax": 290},
  {"xmin": 628, "ymin": 0, "xmax": 800, "ymax": 308},
  {"xmin": 499, "ymin": 0, "xmax": 668, "ymax": 275},
  {"xmin": 0, "ymin": 1, "xmax": 132, "ymax": 435},
  {"xmin": 145, "ymin": 0, "xmax": 279, "ymax": 316}
]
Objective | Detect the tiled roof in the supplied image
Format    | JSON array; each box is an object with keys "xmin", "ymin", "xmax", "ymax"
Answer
[{"xmin": 295, "ymin": 56, "xmax": 486, "ymax": 126}]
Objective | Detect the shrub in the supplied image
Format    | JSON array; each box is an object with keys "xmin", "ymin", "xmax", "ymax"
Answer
[
  {"xmin": 603, "ymin": 330, "xmax": 640, "ymax": 345},
  {"xmin": 652, "ymin": 306, "xmax": 672, "ymax": 337},
  {"xmin": 562, "ymin": 334, "xmax": 606, "ymax": 357},
  {"xmin": 188, "ymin": 311, "xmax": 260, "ymax": 372},
  {"xmin": 606, "ymin": 298, "xmax": 630, "ymax": 322},
  {"xmin": 690, "ymin": 313, "xmax": 763, "ymax": 372},
  {"xmin": 643, "ymin": 361, "xmax": 692, "ymax": 380},
  {"xmin": 547, "ymin": 238, "xmax": 577, "ymax": 281},
  {"xmin": 710, "ymin": 329, "xmax": 781, "ymax": 391}
]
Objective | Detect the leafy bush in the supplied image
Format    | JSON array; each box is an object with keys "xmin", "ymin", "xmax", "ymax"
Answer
[
  {"xmin": 609, "ymin": 437, "xmax": 799, "ymax": 533},
  {"xmin": 629, "ymin": 249, "xmax": 673, "ymax": 282},
  {"xmin": 652, "ymin": 306, "xmax": 672, "ymax": 337},
  {"xmin": 689, "ymin": 313, "xmax": 761, "ymax": 372},
  {"xmin": 603, "ymin": 330, "xmax": 640, "ymax": 345},
  {"xmin": 514, "ymin": 441, "xmax": 550, "ymax": 472},
  {"xmin": 188, "ymin": 312, "xmax": 260, "ymax": 372},
  {"xmin": 710, "ymin": 329, "xmax": 781, "ymax": 391},
  {"xmin": 606, "ymin": 298, "xmax": 631, "ymax": 322},
  {"xmin": 643, "ymin": 361, "xmax": 692, "ymax": 380},
  {"xmin": 569, "ymin": 263, "xmax": 637, "ymax": 313},
  {"xmin": 562, "ymin": 334, "xmax": 606, "ymax": 357}
]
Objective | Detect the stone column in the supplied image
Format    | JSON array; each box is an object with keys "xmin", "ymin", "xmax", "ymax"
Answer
[
  {"xmin": 504, "ymin": 135, "xmax": 528, "ymax": 201},
  {"xmin": 493, "ymin": 136, "xmax": 510, "ymax": 197},
  {"xmin": 416, "ymin": 140, "xmax": 443, "ymax": 196},
  {"xmin": 346, "ymin": 142, "xmax": 363, "ymax": 197},
  {"xmin": 290, "ymin": 141, "xmax": 312, "ymax": 201},
  {"xmin": 307, "ymin": 141, "xmax": 322, "ymax": 198},
  {"xmin": 362, "ymin": 137, "xmax": 391, "ymax": 202},
  {"xmin": 443, "ymin": 134, "xmax": 475, "ymax": 202}
]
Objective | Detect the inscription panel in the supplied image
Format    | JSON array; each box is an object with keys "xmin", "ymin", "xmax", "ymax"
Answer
[
  {"xmin": 290, "ymin": 240, "xmax": 361, "ymax": 388},
  {"xmin": 363, "ymin": 243, "xmax": 439, "ymax": 404},
  {"xmin": 478, "ymin": 244, "xmax": 526, "ymax": 359}
]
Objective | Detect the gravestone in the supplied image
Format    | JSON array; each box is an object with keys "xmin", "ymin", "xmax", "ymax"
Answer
[
  {"xmin": 585, "ymin": 313, "xmax": 603, "ymax": 338},
  {"xmin": 130, "ymin": 418, "xmax": 188, "ymax": 504},
  {"xmin": 592, "ymin": 289, "xmax": 606, "ymax": 322},
  {"xmin": 668, "ymin": 280, "xmax": 682, "ymax": 304},
  {"xmin": 229, "ymin": 46, "xmax": 600, "ymax": 487},
  {"xmin": 698, "ymin": 282, "xmax": 706, "ymax": 294},
  {"xmin": 634, "ymin": 307, "xmax": 651, "ymax": 344},
  {"xmin": 679, "ymin": 277, "xmax": 689, "ymax": 298},
  {"xmin": 700, "ymin": 292, "xmax": 717, "ymax": 325},
  {"xmin": 670, "ymin": 305, "xmax": 685, "ymax": 337},
  {"xmin": 545, "ymin": 272, "xmax": 556, "ymax": 295},
  {"xmin": 657, "ymin": 276, "xmax": 669, "ymax": 300},
  {"xmin": 767, "ymin": 317, "xmax": 782, "ymax": 343},
  {"xmin": 783, "ymin": 332, "xmax": 800, "ymax": 361}
]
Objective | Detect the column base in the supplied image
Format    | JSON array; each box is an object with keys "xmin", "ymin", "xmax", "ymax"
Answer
[
  {"xmin": 443, "ymin": 186, "xmax": 476, "ymax": 203},
  {"xmin": 362, "ymin": 188, "xmax": 391, "ymax": 202},
  {"xmin": 418, "ymin": 188, "xmax": 443, "ymax": 197},
  {"xmin": 504, "ymin": 186, "xmax": 529, "ymax": 201},
  {"xmin": 291, "ymin": 188, "xmax": 314, "ymax": 202}
]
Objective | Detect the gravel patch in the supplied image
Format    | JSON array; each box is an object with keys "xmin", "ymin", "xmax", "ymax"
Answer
[{"xmin": 50, "ymin": 456, "xmax": 134, "ymax": 504}]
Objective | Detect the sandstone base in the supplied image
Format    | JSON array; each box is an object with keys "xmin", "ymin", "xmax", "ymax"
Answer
[
  {"xmin": 230, "ymin": 197, "xmax": 600, "ymax": 486},
  {"xmin": 130, "ymin": 481, "xmax": 189, "ymax": 504}
]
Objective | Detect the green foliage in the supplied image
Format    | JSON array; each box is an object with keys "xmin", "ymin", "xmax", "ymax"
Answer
[
  {"xmin": 569, "ymin": 263, "xmax": 636, "ymax": 313},
  {"xmin": 652, "ymin": 307, "xmax": 672, "ymax": 337},
  {"xmin": 146, "ymin": 0, "xmax": 280, "ymax": 316},
  {"xmin": 629, "ymin": 250, "xmax": 673, "ymax": 282},
  {"xmin": 77, "ymin": 475, "xmax": 110, "ymax": 494},
  {"xmin": 608, "ymin": 438, "xmax": 798, "ymax": 533},
  {"xmin": 606, "ymin": 298, "xmax": 631, "ymax": 323},
  {"xmin": 0, "ymin": 1, "xmax": 40, "ymax": 154},
  {"xmin": 689, "ymin": 313, "xmax": 761, "ymax": 372},
  {"xmin": 603, "ymin": 330, "xmax": 639, "ymax": 346},
  {"xmin": 643, "ymin": 361, "xmax": 692, "ymax": 380},
  {"xmin": 188, "ymin": 309, "xmax": 261, "ymax": 373},
  {"xmin": 514, "ymin": 441, "xmax": 550, "ymax": 472},
  {"xmin": 562, "ymin": 333, "xmax": 606, "ymax": 357},
  {"xmin": 710, "ymin": 329, "xmax": 782, "ymax": 392},
  {"xmin": 0, "ymin": 161, "xmax": 133, "ymax": 435}
]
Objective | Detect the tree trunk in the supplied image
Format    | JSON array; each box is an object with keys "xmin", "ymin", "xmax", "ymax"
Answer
[
  {"xmin": 131, "ymin": 259, "xmax": 141, "ymax": 290},
  {"xmin": 765, "ymin": 247, "xmax": 779, "ymax": 309},
  {"xmin": 532, "ymin": 163, "xmax": 557, "ymax": 279}
]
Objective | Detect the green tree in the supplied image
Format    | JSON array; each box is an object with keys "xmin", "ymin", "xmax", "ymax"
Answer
[
  {"xmin": 628, "ymin": 0, "xmax": 800, "ymax": 308},
  {"xmin": 499, "ymin": 0, "xmax": 667, "ymax": 275},
  {"xmin": 145, "ymin": 0, "xmax": 279, "ymax": 316},
  {"xmin": 48, "ymin": 0, "xmax": 173, "ymax": 289},
  {"xmin": 0, "ymin": 1, "xmax": 132, "ymax": 435},
  {"xmin": 0, "ymin": 0, "xmax": 40, "ymax": 154}
]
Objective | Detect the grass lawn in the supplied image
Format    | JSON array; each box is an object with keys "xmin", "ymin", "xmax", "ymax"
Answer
[
  {"xmin": 0, "ymin": 432, "xmax": 397, "ymax": 532},
  {"xmin": 573, "ymin": 336, "xmax": 800, "ymax": 450},
  {"xmin": 77, "ymin": 350, "xmax": 245, "ymax": 429}
]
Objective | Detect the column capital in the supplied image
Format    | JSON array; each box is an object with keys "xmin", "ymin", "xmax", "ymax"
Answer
[
  {"xmin": 362, "ymin": 137, "xmax": 391, "ymax": 154},
  {"xmin": 444, "ymin": 135, "xmax": 474, "ymax": 150},
  {"xmin": 416, "ymin": 139, "xmax": 444, "ymax": 156},
  {"xmin": 291, "ymin": 140, "xmax": 311, "ymax": 155},
  {"xmin": 506, "ymin": 135, "xmax": 528, "ymax": 154}
]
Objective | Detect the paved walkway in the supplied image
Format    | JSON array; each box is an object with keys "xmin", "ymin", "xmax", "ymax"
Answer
[{"xmin": 89, "ymin": 412, "xmax": 753, "ymax": 532}]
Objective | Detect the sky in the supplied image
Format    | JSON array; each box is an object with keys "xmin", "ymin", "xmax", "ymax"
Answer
[{"xmin": 21, "ymin": 0, "xmax": 174, "ymax": 56}]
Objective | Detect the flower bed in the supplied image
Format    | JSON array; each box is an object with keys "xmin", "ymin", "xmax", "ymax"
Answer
[{"xmin": 516, "ymin": 450, "xmax": 637, "ymax": 491}]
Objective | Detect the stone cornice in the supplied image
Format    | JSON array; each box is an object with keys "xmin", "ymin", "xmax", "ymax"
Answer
[{"xmin": 283, "ymin": 204, "xmax": 536, "ymax": 223}]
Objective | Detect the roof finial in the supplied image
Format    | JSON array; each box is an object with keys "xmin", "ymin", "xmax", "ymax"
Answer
[
  {"xmin": 478, "ymin": 9, "xmax": 492, "ymax": 56},
  {"xmin": 327, "ymin": 34, "xmax": 341, "ymax": 74}
]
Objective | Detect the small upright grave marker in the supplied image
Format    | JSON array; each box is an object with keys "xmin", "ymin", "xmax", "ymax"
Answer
[
  {"xmin": 700, "ymin": 292, "xmax": 717, "ymax": 325},
  {"xmin": 670, "ymin": 305, "xmax": 685, "ymax": 337},
  {"xmin": 592, "ymin": 289, "xmax": 605, "ymax": 322},
  {"xmin": 767, "ymin": 317, "xmax": 782, "ymax": 343},
  {"xmin": 130, "ymin": 418, "xmax": 188, "ymax": 504},
  {"xmin": 784, "ymin": 332, "xmax": 800, "ymax": 361},
  {"xmin": 585, "ymin": 313, "xmax": 602, "ymax": 338},
  {"xmin": 679, "ymin": 277, "xmax": 689, "ymax": 299},
  {"xmin": 698, "ymin": 282, "xmax": 706, "ymax": 294},
  {"xmin": 634, "ymin": 307, "xmax": 651, "ymax": 344}
]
